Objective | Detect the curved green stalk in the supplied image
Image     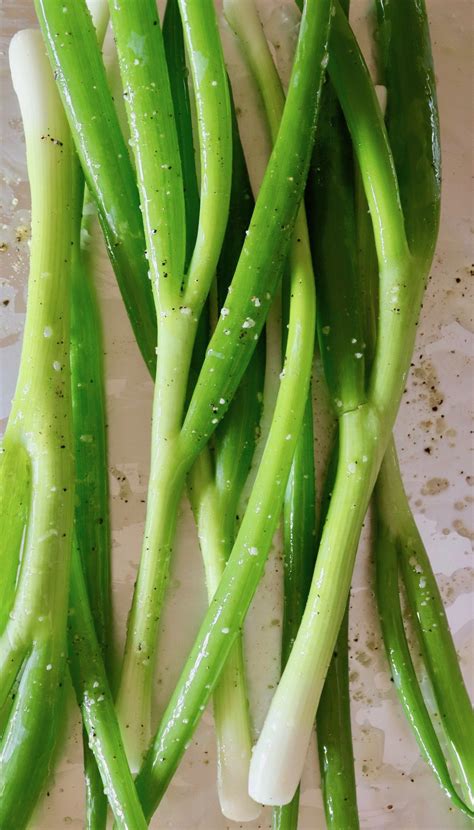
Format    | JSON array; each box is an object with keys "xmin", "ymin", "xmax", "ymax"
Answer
[
  {"xmin": 221, "ymin": 5, "xmax": 323, "ymax": 824},
  {"xmin": 109, "ymin": 0, "xmax": 191, "ymax": 768},
  {"xmin": 375, "ymin": 0, "xmax": 441, "ymax": 266},
  {"xmin": 110, "ymin": 0, "xmax": 232, "ymax": 770},
  {"xmin": 179, "ymin": 0, "xmax": 232, "ymax": 311},
  {"xmin": 164, "ymin": 3, "xmax": 261, "ymax": 817},
  {"xmin": 317, "ymin": 608, "xmax": 359, "ymax": 829},
  {"xmin": 0, "ymin": 30, "xmax": 79, "ymax": 828},
  {"xmin": 248, "ymin": 1, "xmax": 438, "ymax": 803},
  {"xmin": 179, "ymin": 0, "xmax": 332, "ymax": 458},
  {"xmin": 34, "ymin": 0, "xmax": 157, "ymax": 374},
  {"xmin": 369, "ymin": 0, "xmax": 473, "ymax": 812},
  {"xmin": 272, "ymin": 393, "xmax": 317, "ymax": 830},
  {"xmin": 107, "ymin": 0, "xmax": 186, "ymax": 307},
  {"xmin": 136, "ymin": 162, "xmax": 317, "ymax": 819},
  {"xmin": 395, "ymin": 472, "xmax": 474, "ymax": 809},
  {"xmin": 68, "ymin": 546, "xmax": 147, "ymax": 829},
  {"xmin": 301, "ymin": 1, "xmax": 360, "ymax": 816},
  {"xmin": 71, "ymin": 202, "xmax": 112, "ymax": 830},
  {"xmin": 162, "ymin": 0, "xmax": 200, "ymax": 264},
  {"xmin": 132, "ymin": 3, "xmax": 333, "ymax": 818},
  {"xmin": 68, "ymin": 6, "xmax": 113, "ymax": 823},
  {"xmin": 315, "ymin": 446, "xmax": 359, "ymax": 830},
  {"xmin": 187, "ymin": 107, "xmax": 264, "ymax": 821},
  {"xmin": 374, "ymin": 446, "xmax": 474, "ymax": 818}
]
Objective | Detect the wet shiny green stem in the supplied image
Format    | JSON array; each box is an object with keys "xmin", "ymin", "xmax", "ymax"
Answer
[
  {"xmin": 0, "ymin": 30, "xmax": 79, "ymax": 828},
  {"xmin": 108, "ymin": 0, "xmax": 190, "ymax": 770},
  {"xmin": 179, "ymin": 0, "xmax": 332, "ymax": 456},
  {"xmin": 186, "ymin": 102, "xmax": 263, "ymax": 821},
  {"xmin": 317, "ymin": 608, "xmax": 359, "ymax": 829},
  {"xmin": 34, "ymin": 0, "xmax": 157, "ymax": 374},
  {"xmin": 272, "ymin": 392, "xmax": 317, "ymax": 830},
  {"xmin": 179, "ymin": 0, "xmax": 232, "ymax": 310},
  {"xmin": 303, "ymin": 0, "xmax": 360, "ymax": 819},
  {"xmin": 316, "ymin": 447, "xmax": 359, "ymax": 830},
  {"xmin": 374, "ymin": 444, "xmax": 474, "ymax": 817},
  {"xmin": 248, "ymin": 2, "xmax": 425, "ymax": 805},
  {"xmin": 71, "ymin": 203, "xmax": 112, "ymax": 830},
  {"xmin": 370, "ymin": 0, "xmax": 473, "ymax": 814},
  {"xmin": 68, "ymin": 6, "xmax": 114, "ymax": 823},
  {"xmin": 135, "ymin": 183, "xmax": 318, "ymax": 819},
  {"xmin": 68, "ymin": 547, "xmax": 147, "ymax": 829},
  {"xmin": 109, "ymin": 0, "xmax": 232, "ymax": 770},
  {"xmin": 222, "ymin": 4, "xmax": 321, "ymax": 824}
]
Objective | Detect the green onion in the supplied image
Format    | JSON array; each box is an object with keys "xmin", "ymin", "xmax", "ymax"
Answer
[
  {"xmin": 71, "ymin": 197, "xmax": 113, "ymax": 829},
  {"xmin": 221, "ymin": 4, "xmax": 323, "ymax": 824},
  {"xmin": 248, "ymin": 0, "xmax": 436, "ymax": 803},
  {"xmin": 187, "ymin": 114, "xmax": 264, "ymax": 821},
  {"xmin": 0, "ymin": 30, "xmax": 80, "ymax": 827},
  {"xmin": 303, "ymin": 17, "xmax": 361, "ymax": 821},
  {"xmin": 1, "ymin": 27, "xmax": 148, "ymax": 829},
  {"xmin": 68, "ymin": 545, "xmax": 148, "ymax": 829},
  {"xmin": 109, "ymin": 0, "xmax": 232, "ymax": 770},
  {"xmin": 374, "ymin": 445, "xmax": 474, "ymax": 818},
  {"xmin": 163, "ymin": 2, "xmax": 261, "ymax": 817},
  {"xmin": 68, "ymin": 7, "xmax": 112, "ymax": 823},
  {"xmin": 272, "ymin": 392, "xmax": 317, "ymax": 830},
  {"xmin": 34, "ymin": 0, "xmax": 157, "ymax": 374},
  {"xmin": 371, "ymin": 0, "xmax": 474, "ymax": 811}
]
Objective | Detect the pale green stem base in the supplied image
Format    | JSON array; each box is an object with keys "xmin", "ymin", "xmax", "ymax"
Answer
[
  {"xmin": 189, "ymin": 454, "xmax": 260, "ymax": 821},
  {"xmin": 249, "ymin": 403, "xmax": 381, "ymax": 804},
  {"xmin": 116, "ymin": 314, "xmax": 196, "ymax": 771}
]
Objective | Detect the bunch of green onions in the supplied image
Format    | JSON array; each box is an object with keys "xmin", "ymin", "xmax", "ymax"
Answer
[{"xmin": 1, "ymin": 0, "xmax": 472, "ymax": 828}]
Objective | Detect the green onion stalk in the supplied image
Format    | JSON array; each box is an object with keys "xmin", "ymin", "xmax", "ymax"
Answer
[
  {"xmin": 219, "ymin": 4, "xmax": 320, "ymax": 827},
  {"xmin": 70, "ymin": 211, "xmax": 112, "ymax": 829},
  {"xmin": 68, "ymin": 4, "xmax": 151, "ymax": 824},
  {"xmin": 1, "ymin": 24, "xmax": 148, "ymax": 830},
  {"xmin": 68, "ymin": 547, "xmax": 148, "ymax": 829},
  {"xmin": 164, "ymin": 1, "xmax": 262, "ymax": 818},
  {"xmin": 371, "ymin": 0, "xmax": 474, "ymax": 813},
  {"xmin": 34, "ymin": 0, "xmax": 157, "ymax": 376},
  {"xmin": 129, "ymin": 1, "xmax": 333, "ymax": 820},
  {"xmin": 69, "ymin": 169, "xmax": 150, "ymax": 830},
  {"xmin": 67, "ymin": 4, "xmax": 148, "ymax": 825},
  {"xmin": 68, "ymin": 4, "xmax": 113, "ymax": 825},
  {"xmin": 301, "ymin": 12, "xmax": 369, "ymax": 825},
  {"xmin": 223, "ymin": 3, "xmax": 358, "ymax": 824},
  {"xmin": 0, "ymin": 30, "xmax": 81, "ymax": 827},
  {"xmin": 315, "ymin": 463, "xmax": 359, "ymax": 830},
  {"xmin": 248, "ymin": 1, "xmax": 440, "ymax": 804},
  {"xmin": 374, "ymin": 451, "xmax": 474, "ymax": 818},
  {"xmin": 311, "ymin": 87, "xmax": 362, "ymax": 830},
  {"xmin": 187, "ymin": 133, "xmax": 265, "ymax": 822},
  {"xmin": 272, "ymin": 392, "xmax": 317, "ymax": 830},
  {"xmin": 303, "ymin": 1, "xmax": 360, "ymax": 824},
  {"xmin": 106, "ymin": 0, "xmax": 233, "ymax": 771}
]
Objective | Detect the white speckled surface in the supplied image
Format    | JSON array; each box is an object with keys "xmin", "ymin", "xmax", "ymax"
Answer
[{"xmin": 1, "ymin": 2, "xmax": 472, "ymax": 828}]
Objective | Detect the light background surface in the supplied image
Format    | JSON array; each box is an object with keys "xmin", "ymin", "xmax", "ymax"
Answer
[{"xmin": 0, "ymin": 1, "xmax": 472, "ymax": 828}]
